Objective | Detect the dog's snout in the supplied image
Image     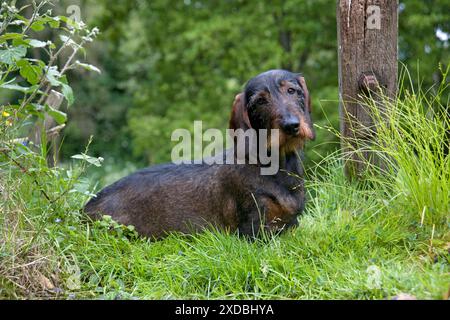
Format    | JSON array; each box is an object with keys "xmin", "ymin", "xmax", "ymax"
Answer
[{"xmin": 281, "ymin": 116, "xmax": 300, "ymax": 136}]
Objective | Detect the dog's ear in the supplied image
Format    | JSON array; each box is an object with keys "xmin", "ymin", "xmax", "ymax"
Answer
[
  {"xmin": 297, "ymin": 76, "xmax": 315, "ymax": 140},
  {"xmin": 297, "ymin": 76, "xmax": 312, "ymax": 114},
  {"xmin": 229, "ymin": 93, "xmax": 252, "ymax": 130}
]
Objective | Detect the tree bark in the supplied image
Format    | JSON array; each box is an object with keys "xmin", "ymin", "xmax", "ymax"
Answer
[{"xmin": 337, "ymin": 0, "xmax": 398, "ymax": 178}]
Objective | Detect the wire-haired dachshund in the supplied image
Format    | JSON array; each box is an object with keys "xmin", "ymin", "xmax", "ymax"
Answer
[{"xmin": 84, "ymin": 69, "xmax": 315, "ymax": 239}]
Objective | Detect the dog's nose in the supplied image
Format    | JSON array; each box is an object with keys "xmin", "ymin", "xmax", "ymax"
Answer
[{"xmin": 281, "ymin": 117, "xmax": 300, "ymax": 136}]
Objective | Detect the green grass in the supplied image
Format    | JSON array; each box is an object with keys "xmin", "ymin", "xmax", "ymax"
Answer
[
  {"xmin": 1, "ymin": 70, "xmax": 449, "ymax": 299},
  {"xmin": 48, "ymin": 164, "xmax": 449, "ymax": 299}
]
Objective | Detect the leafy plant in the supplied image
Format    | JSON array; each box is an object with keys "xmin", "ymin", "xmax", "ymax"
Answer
[
  {"xmin": 0, "ymin": 1, "xmax": 99, "ymax": 128},
  {"xmin": 0, "ymin": 0, "xmax": 101, "ymax": 298}
]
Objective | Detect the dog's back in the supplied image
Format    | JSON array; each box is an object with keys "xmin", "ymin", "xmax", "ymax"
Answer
[{"xmin": 84, "ymin": 162, "xmax": 238, "ymax": 238}]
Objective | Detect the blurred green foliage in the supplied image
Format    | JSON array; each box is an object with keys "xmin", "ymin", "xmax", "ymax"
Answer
[{"xmin": 59, "ymin": 0, "xmax": 448, "ymax": 167}]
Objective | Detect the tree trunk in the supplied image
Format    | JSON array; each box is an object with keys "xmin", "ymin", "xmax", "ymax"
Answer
[{"xmin": 337, "ymin": 0, "xmax": 398, "ymax": 178}]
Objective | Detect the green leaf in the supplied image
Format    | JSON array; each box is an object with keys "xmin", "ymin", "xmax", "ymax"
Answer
[
  {"xmin": 61, "ymin": 83, "xmax": 74, "ymax": 106},
  {"xmin": 75, "ymin": 61, "xmax": 101, "ymax": 74},
  {"xmin": 14, "ymin": 142, "xmax": 33, "ymax": 155},
  {"xmin": 71, "ymin": 153, "xmax": 104, "ymax": 167},
  {"xmin": 44, "ymin": 68, "xmax": 73, "ymax": 106},
  {"xmin": 25, "ymin": 104, "xmax": 45, "ymax": 119},
  {"xmin": 39, "ymin": 16, "xmax": 61, "ymax": 29},
  {"xmin": 17, "ymin": 59, "xmax": 42, "ymax": 85},
  {"xmin": 48, "ymin": 19, "xmax": 60, "ymax": 29},
  {"xmin": 59, "ymin": 35, "xmax": 78, "ymax": 48},
  {"xmin": 30, "ymin": 21, "xmax": 45, "ymax": 31},
  {"xmin": 28, "ymin": 58, "xmax": 46, "ymax": 68},
  {"xmin": 13, "ymin": 14, "xmax": 29, "ymax": 25},
  {"xmin": 46, "ymin": 106, "xmax": 67, "ymax": 124},
  {"xmin": 12, "ymin": 38, "xmax": 30, "ymax": 47},
  {"xmin": 45, "ymin": 67, "xmax": 62, "ymax": 86},
  {"xmin": 0, "ymin": 33, "xmax": 24, "ymax": 43},
  {"xmin": 28, "ymin": 39, "xmax": 47, "ymax": 48},
  {"xmin": 9, "ymin": 20, "xmax": 27, "ymax": 27},
  {"xmin": 0, "ymin": 46, "xmax": 27, "ymax": 65},
  {"xmin": 59, "ymin": 35, "xmax": 70, "ymax": 43},
  {"xmin": 0, "ymin": 83, "xmax": 32, "ymax": 93},
  {"xmin": 58, "ymin": 16, "xmax": 82, "ymax": 30}
]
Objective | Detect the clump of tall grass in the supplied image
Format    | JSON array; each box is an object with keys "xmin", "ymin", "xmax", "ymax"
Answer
[
  {"xmin": 362, "ymin": 66, "xmax": 449, "ymax": 229},
  {"xmin": 316, "ymin": 65, "xmax": 449, "ymax": 229}
]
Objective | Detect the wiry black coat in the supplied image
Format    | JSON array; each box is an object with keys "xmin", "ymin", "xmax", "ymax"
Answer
[{"xmin": 84, "ymin": 70, "xmax": 315, "ymax": 239}]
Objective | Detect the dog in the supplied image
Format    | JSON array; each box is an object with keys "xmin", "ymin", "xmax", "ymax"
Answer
[{"xmin": 84, "ymin": 69, "xmax": 315, "ymax": 239}]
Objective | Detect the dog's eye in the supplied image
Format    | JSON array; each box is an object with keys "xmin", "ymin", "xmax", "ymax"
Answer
[{"xmin": 287, "ymin": 88, "xmax": 296, "ymax": 95}]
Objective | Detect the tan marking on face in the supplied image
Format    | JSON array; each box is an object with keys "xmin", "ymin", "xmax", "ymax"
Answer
[
  {"xmin": 262, "ymin": 197, "xmax": 297, "ymax": 232},
  {"xmin": 281, "ymin": 136, "xmax": 304, "ymax": 154},
  {"xmin": 299, "ymin": 116, "xmax": 315, "ymax": 140}
]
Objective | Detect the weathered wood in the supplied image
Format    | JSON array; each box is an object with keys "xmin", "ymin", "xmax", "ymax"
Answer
[
  {"xmin": 337, "ymin": 0, "xmax": 398, "ymax": 178},
  {"xmin": 29, "ymin": 90, "xmax": 64, "ymax": 167}
]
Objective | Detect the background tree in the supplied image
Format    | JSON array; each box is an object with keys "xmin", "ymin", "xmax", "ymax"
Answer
[{"xmin": 53, "ymin": 0, "xmax": 448, "ymax": 172}]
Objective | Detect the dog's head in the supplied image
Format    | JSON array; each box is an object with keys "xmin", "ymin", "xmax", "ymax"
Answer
[{"xmin": 229, "ymin": 69, "xmax": 315, "ymax": 153}]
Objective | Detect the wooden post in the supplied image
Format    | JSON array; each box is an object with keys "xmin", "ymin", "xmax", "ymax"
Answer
[{"xmin": 337, "ymin": 0, "xmax": 398, "ymax": 178}]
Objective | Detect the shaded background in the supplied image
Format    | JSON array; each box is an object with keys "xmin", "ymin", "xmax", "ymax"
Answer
[{"xmin": 9, "ymin": 0, "xmax": 450, "ymax": 183}]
